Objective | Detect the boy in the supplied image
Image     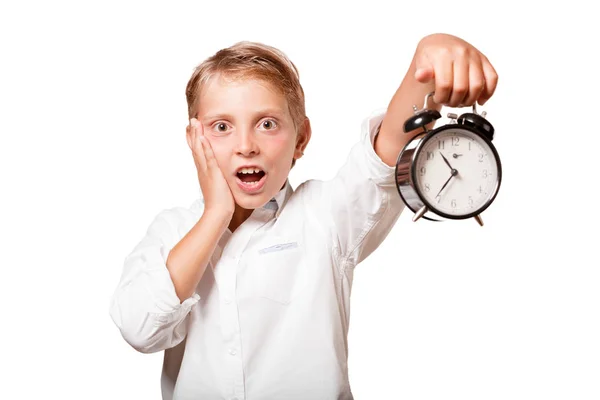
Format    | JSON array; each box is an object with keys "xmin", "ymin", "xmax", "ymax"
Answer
[{"xmin": 109, "ymin": 33, "xmax": 497, "ymax": 399}]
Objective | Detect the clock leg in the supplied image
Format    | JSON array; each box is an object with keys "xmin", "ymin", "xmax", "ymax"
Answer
[
  {"xmin": 474, "ymin": 214, "xmax": 484, "ymax": 227},
  {"xmin": 412, "ymin": 205, "xmax": 428, "ymax": 222}
]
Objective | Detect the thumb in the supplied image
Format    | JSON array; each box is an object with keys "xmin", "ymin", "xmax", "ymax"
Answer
[{"xmin": 414, "ymin": 54, "xmax": 434, "ymax": 83}]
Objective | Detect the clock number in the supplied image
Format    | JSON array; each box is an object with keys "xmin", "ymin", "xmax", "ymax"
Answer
[
  {"xmin": 435, "ymin": 195, "xmax": 441, "ymax": 203},
  {"xmin": 420, "ymin": 167, "xmax": 426, "ymax": 176},
  {"xmin": 478, "ymin": 153, "xmax": 484, "ymax": 162},
  {"xmin": 482, "ymin": 169, "xmax": 491, "ymax": 178},
  {"xmin": 451, "ymin": 199, "xmax": 457, "ymax": 208},
  {"xmin": 438, "ymin": 140, "xmax": 445, "ymax": 150},
  {"xmin": 478, "ymin": 185, "xmax": 483, "ymax": 194},
  {"xmin": 452, "ymin": 137, "xmax": 460, "ymax": 146},
  {"xmin": 424, "ymin": 183, "xmax": 430, "ymax": 192},
  {"xmin": 426, "ymin": 151, "xmax": 434, "ymax": 160},
  {"xmin": 468, "ymin": 196, "xmax": 474, "ymax": 207},
  {"xmin": 468, "ymin": 141, "xmax": 472, "ymax": 151}
]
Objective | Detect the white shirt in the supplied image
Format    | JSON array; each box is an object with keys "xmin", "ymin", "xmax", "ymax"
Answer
[{"xmin": 109, "ymin": 110, "xmax": 405, "ymax": 400}]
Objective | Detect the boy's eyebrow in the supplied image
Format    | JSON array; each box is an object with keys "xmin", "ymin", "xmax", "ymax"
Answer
[{"xmin": 202, "ymin": 108, "xmax": 287, "ymax": 122}]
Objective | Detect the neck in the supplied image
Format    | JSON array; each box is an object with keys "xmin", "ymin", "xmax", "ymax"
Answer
[
  {"xmin": 228, "ymin": 180, "xmax": 288, "ymax": 232},
  {"xmin": 228, "ymin": 204, "xmax": 253, "ymax": 233}
]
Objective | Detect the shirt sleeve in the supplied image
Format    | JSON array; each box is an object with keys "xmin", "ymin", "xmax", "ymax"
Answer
[
  {"xmin": 109, "ymin": 208, "xmax": 200, "ymax": 354},
  {"xmin": 316, "ymin": 109, "xmax": 405, "ymax": 270}
]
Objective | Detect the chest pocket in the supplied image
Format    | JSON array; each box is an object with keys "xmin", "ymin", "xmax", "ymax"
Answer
[{"xmin": 251, "ymin": 241, "xmax": 305, "ymax": 305}]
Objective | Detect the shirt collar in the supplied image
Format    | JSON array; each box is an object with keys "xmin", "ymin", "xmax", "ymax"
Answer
[
  {"xmin": 263, "ymin": 179, "xmax": 292, "ymax": 218},
  {"xmin": 198, "ymin": 180, "xmax": 293, "ymax": 218}
]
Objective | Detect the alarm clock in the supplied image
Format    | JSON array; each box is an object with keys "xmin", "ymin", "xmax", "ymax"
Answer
[{"xmin": 395, "ymin": 92, "xmax": 502, "ymax": 226}]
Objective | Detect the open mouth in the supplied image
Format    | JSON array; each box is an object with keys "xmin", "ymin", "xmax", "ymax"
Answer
[
  {"xmin": 235, "ymin": 166, "xmax": 267, "ymax": 193},
  {"xmin": 237, "ymin": 167, "xmax": 266, "ymax": 183}
]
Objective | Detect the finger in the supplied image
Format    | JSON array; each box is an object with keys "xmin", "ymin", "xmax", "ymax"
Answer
[
  {"xmin": 478, "ymin": 56, "xmax": 498, "ymax": 105},
  {"xmin": 191, "ymin": 118, "xmax": 204, "ymax": 138},
  {"xmin": 433, "ymin": 60, "xmax": 453, "ymax": 105},
  {"xmin": 449, "ymin": 57, "xmax": 469, "ymax": 107},
  {"xmin": 414, "ymin": 54, "xmax": 435, "ymax": 83},
  {"xmin": 415, "ymin": 67, "xmax": 434, "ymax": 83},
  {"xmin": 191, "ymin": 119, "xmax": 207, "ymax": 171},
  {"xmin": 199, "ymin": 135, "xmax": 218, "ymax": 169},
  {"xmin": 463, "ymin": 59, "xmax": 485, "ymax": 106},
  {"xmin": 192, "ymin": 118, "xmax": 209, "ymax": 160}
]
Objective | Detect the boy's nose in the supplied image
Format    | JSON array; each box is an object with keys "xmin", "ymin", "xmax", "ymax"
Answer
[{"xmin": 235, "ymin": 130, "xmax": 260, "ymax": 156}]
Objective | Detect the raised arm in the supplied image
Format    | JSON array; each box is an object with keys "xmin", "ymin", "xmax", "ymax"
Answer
[{"xmin": 375, "ymin": 33, "xmax": 498, "ymax": 167}]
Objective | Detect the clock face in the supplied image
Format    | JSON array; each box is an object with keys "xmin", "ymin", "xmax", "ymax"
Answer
[{"xmin": 413, "ymin": 127, "xmax": 500, "ymax": 217}]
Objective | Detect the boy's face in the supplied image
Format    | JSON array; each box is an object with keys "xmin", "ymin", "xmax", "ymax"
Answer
[{"xmin": 196, "ymin": 75, "xmax": 309, "ymax": 210}]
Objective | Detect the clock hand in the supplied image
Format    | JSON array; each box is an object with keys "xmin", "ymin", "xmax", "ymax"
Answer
[
  {"xmin": 435, "ymin": 174, "xmax": 453, "ymax": 198},
  {"xmin": 435, "ymin": 168, "xmax": 458, "ymax": 198},
  {"xmin": 452, "ymin": 153, "xmax": 463, "ymax": 158},
  {"xmin": 439, "ymin": 152, "xmax": 454, "ymax": 170}
]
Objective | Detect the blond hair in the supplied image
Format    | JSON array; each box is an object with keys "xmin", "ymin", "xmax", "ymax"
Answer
[{"xmin": 185, "ymin": 41, "xmax": 306, "ymax": 132}]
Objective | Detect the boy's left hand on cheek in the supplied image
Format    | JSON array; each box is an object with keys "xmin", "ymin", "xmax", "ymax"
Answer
[{"xmin": 413, "ymin": 33, "xmax": 498, "ymax": 108}]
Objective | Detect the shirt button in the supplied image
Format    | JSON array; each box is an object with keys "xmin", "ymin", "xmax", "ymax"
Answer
[{"xmin": 229, "ymin": 348, "xmax": 237, "ymax": 356}]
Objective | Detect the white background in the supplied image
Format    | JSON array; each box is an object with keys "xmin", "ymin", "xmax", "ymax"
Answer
[{"xmin": 1, "ymin": 0, "xmax": 598, "ymax": 399}]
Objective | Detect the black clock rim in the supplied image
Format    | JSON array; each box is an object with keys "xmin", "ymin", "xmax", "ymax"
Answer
[{"xmin": 410, "ymin": 124, "xmax": 503, "ymax": 220}]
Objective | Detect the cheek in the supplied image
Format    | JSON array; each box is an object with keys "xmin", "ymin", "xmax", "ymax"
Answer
[
  {"xmin": 267, "ymin": 135, "xmax": 296, "ymax": 158},
  {"xmin": 204, "ymin": 139, "xmax": 229, "ymax": 167}
]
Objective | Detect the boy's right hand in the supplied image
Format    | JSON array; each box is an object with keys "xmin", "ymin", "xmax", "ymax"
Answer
[{"xmin": 186, "ymin": 118, "xmax": 235, "ymax": 219}]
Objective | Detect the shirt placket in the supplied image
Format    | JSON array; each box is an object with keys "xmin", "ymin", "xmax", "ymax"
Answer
[{"xmin": 218, "ymin": 208, "xmax": 274, "ymax": 400}]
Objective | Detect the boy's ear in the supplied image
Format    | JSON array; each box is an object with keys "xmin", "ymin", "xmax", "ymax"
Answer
[
  {"xmin": 293, "ymin": 117, "xmax": 311, "ymax": 160},
  {"xmin": 185, "ymin": 122, "xmax": 192, "ymax": 149}
]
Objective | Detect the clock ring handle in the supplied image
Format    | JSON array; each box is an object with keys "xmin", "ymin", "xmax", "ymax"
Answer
[
  {"xmin": 422, "ymin": 91, "xmax": 435, "ymax": 111},
  {"xmin": 471, "ymin": 102, "xmax": 487, "ymax": 118},
  {"xmin": 421, "ymin": 91, "xmax": 487, "ymax": 118}
]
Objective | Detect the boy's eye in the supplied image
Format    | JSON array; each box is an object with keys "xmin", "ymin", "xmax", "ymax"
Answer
[
  {"xmin": 261, "ymin": 119, "xmax": 277, "ymax": 130},
  {"xmin": 215, "ymin": 122, "xmax": 228, "ymax": 132}
]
